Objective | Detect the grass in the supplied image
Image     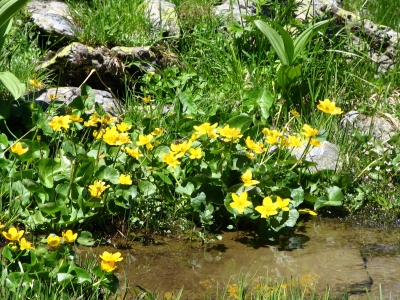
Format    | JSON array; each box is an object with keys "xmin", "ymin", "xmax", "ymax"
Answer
[{"xmin": 341, "ymin": 0, "xmax": 400, "ymax": 30}]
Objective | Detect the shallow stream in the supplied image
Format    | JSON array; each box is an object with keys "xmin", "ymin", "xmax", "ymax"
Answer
[{"xmin": 80, "ymin": 219, "xmax": 400, "ymax": 299}]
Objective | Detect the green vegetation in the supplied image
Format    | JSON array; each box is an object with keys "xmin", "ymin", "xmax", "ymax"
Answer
[
  {"xmin": 0, "ymin": 0, "xmax": 399, "ymax": 298},
  {"xmin": 342, "ymin": 0, "xmax": 400, "ymax": 30}
]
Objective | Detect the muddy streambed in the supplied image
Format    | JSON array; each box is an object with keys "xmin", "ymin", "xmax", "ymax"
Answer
[{"xmin": 78, "ymin": 219, "xmax": 400, "ymax": 299}]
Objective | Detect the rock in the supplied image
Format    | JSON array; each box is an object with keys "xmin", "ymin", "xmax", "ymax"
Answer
[
  {"xmin": 213, "ymin": 0, "xmax": 257, "ymax": 25},
  {"xmin": 341, "ymin": 111, "xmax": 400, "ymax": 143},
  {"xmin": 292, "ymin": 141, "xmax": 340, "ymax": 172},
  {"xmin": 146, "ymin": 0, "xmax": 180, "ymax": 37},
  {"xmin": 21, "ymin": 87, "xmax": 125, "ymax": 116},
  {"xmin": 27, "ymin": 0, "xmax": 78, "ymax": 46},
  {"xmin": 39, "ymin": 43, "xmax": 172, "ymax": 95}
]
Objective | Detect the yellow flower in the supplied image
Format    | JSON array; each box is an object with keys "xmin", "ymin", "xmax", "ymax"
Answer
[
  {"xmin": 136, "ymin": 134, "xmax": 153, "ymax": 146},
  {"xmin": 84, "ymin": 113, "xmax": 101, "ymax": 127},
  {"xmin": 146, "ymin": 143, "xmax": 154, "ymax": 151},
  {"xmin": 162, "ymin": 152, "xmax": 181, "ymax": 168},
  {"xmin": 19, "ymin": 238, "xmax": 34, "ymax": 250},
  {"xmin": 29, "ymin": 79, "xmax": 42, "ymax": 88},
  {"xmin": 218, "ymin": 125, "xmax": 242, "ymax": 142},
  {"xmin": 275, "ymin": 196, "xmax": 290, "ymax": 211},
  {"xmin": 37, "ymin": 135, "xmax": 41, "ymax": 141},
  {"xmin": 241, "ymin": 169, "xmax": 260, "ymax": 187},
  {"xmin": 119, "ymin": 174, "xmax": 132, "ymax": 185},
  {"xmin": 49, "ymin": 94, "xmax": 57, "ymax": 101},
  {"xmin": 100, "ymin": 251, "xmax": 123, "ymax": 263},
  {"xmin": 263, "ymin": 128, "xmax": 281, "ymax": 144},
  {"xmin": 310, "ymin": 139, "xmax": 321, "ymax": 147},
  {"xmin": 49, "ymin": 115, "xmax": 71, "ymax": 131},
  {"xmin": 102, "ymin": 127, "xmax": 131, "ymax": 146},
  {"xmin": 227, "ymin": 284, "xmax": 239, "ymax": 299},
  {"xmin": 47, "ymin": 234, "xmax": 61, "ymax": 247},
  {"xmin": 69, "ymin": 115, "xmax": 83, "ymax": 122},
  {"xmin": 62, "ymin": 230, "xmax": 78, "ymax": 243},
  {"xmin": 189, "ymin": 133, "xmax": 198, "ymax": 142},
  {"xmin": 317, "ymin": 99, "xmax": 343, "ymax": 115},
  {"xmin": 101, "ymin": 260, "xmax": 117, "ymax": 272},
  {"xmin": 143, "ymin": 95, "xmax": 151, "ymax": 103},
  {"xmin": 152, "ymin": 127, "xmax": 164, "ymax": 136},
  {"xmin": 245, "ymin": 137, "xmax": 264, "ymax": 154},
  {"xmin": 101, "ymin": 115, "xmax": 116, "ymax": 125},
  {"xmin": 290, "ymin": 110, "xmax": 300, "ymax": 117},
  {"xmin": 171, "ymin": 141, "xmax": 192, "ymax": 158},
  {"xmin": 246, "ymin": 151, "xmax": 255, "ymax": 160},
  {"xmin": 298, "ymin": 209, "xmax": 318, "ymax": 216},
  {"xmin": 301, "ymin": 124, "xmax": 319, "ymax": 137},
  {"xmin": 2, "ymin": 227, "xmax": 24, "ymax": 241},
  {"xmin": 230, "ymin": 192, "xmax": 252, "ymax": 214},
  {"xmin": 88, "ymin": 180, "xmax": 109, "ymax": 199},
  {"xmin": 11, "ymin": 142, "xmax": 29, "ymax": 155},
  {"xmin": 116, "ymin": 122, "xmax": 132, "ymax": 132},
  {"xmin": 193, "ymin": 122, "xmax": 218, "ymax": 136},
  {"xmin": 255, "ymin": 197, "xmax": 279, "ymax": 218},
  {"xmin": 123, "ymin": 147, "xmax": 142, "ymax": 159},
  {"xmin": 286, "ymin": 135, "xmax": 303, "ymax": 147},
  {"xmin": 189, "ymin": 148, "xmax": 202, "ymax": 159},
  {"xmin": 93, "ymin": 129, "xmax": 104, "ymax": 139}
]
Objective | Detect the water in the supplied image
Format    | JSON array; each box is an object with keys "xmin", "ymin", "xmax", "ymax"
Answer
[{"xmin": 82, "ymin": 219, "xmax": 400, "ymax": 299}]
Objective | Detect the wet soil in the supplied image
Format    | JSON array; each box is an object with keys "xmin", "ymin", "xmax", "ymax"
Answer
[{"xmin": 79, "ymin": 219, "xmax": 400, "ymax": 299}]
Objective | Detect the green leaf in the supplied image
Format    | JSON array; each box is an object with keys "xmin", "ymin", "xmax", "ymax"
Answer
[
  {"xmin": 68, "ymin": 95, "xmax": 85, "ymax": 111},
  {"xmin": 38, "ymin": 202, "xmax": 60, "ymax": 214},
  {"xmin": 0, "ymin": 133, "xmax": 8, "ymax": 149},
  {"xmin": 22, "ymin": 178, "xmax": 44, "ymax": 193},
  {"xmin": 153, "ymin": 170, "xmax": 173, "ymax": 185},
  {"xmin": 314, "ymin": 186, "xmax": 343, "ymax": 210},
  {"xmin": 254, "ymin": 20, "xmax": 289, "ymax": 65},
  {"xmin": 0, "ymin": 0, "xmax": 29, "ymax": 29},
  {"xmin": 277, "ymin": 64, "xmax": 302, "ymax": 89},
  {"xmin": 95, "ymin": 165, "xmax": 119, "ymax": 184},
  {"xmin": 138, "ymin": 180, "xmax": 157, "ymax": 196},
  {"xmin": 293, "ymin": 19, "xmax": 330, "ymax": 61},
  {"xmin": 178, "ymin": 92, "xmax": 197, "ymax": 116},
  {"xmin": 0, "ymin": 17, "xmax": 12, "ymax": 50},
  {"xmin": 175, "ymin": 182, "xmax": 194, "ymax": 197},
  {"xmin": 81, "ymin": 84, "xmax": 95, "ymax": 110},
  {"xmin": 270, "ymin": 21, "xmax": 294, "ymax": 65},
  {"xmin": 37, "ymin": 158, "xmax": 63, "ymax": 188},
  {"xmin": 77, "ymin": 231, "xmax": 96, "ymax": 246},
  {"xmin": 249, "ymin": 87, "xmax": 274, "ymax": 121},
  {"xmin": 226, "ymin": 114, "xmax": 252, "ymax": 132},
  {"xmin": 57, "ymin": 273, "xmax": 74, "ymax": 285},
  {"xmin": 191, "ymin": 191, "xmax": 206, "ymax": 211},
  {"xmin": 72, "ymin": 267, "xmax": 92, "ymax": 284},
  {"xmin": 0, "ymin": 71, "xmax": 26, "ymax": 100},
  {"xmin": 290, "ymin": 187, "xmax": 304, "ymax": 207}
]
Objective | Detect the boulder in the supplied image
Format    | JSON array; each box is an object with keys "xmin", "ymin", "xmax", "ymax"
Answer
[
  {"xmin": 21, "ymin": 87, "xmax": 124, "ymax": 117},
  {"xmin": 39, "ymin": 43, "xmax": 174, "ymax": 95},
  {"xmin": 341, "ymin": 111, "xmax": 400, "ymax": 143},
  {"xmin": 27, "ymin": 0, "xmax": 78, "ymax": 46},
  {"xmin": 146, "ymin": 0, "xmax": 180, "ymax": 37}
]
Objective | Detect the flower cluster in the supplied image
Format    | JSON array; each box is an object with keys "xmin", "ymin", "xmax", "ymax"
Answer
[
  {"xmin": 2, "ymin": 227, "xmax": 34, "ymax": 251},
  {"xmin": 47, "ymin": 230, "xmax": 78, "ymax": 247}
]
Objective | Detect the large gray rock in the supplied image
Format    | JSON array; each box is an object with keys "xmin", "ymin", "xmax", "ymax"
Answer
[
  {"xmin": 341, "ymin": 111, "xmax": 400, "ymax": 143},
  {"xmin": 213, "ymin": 0, "xmax": 256, "ymax": 25},
  {"xmin": 27, "ymin": 0, "xmax": 78, "ymax": 46},
  {"xmin": 292, "ymin": 141, "xmax": 341, "ymax": 172},
  {"xmin": 21, "ymin": 87, "xmax": 125, "ymax": 116},
  {"xmin": 146, "ymin": 0, "xmax": 180, "ymax": 37},
  {"xmin": 39, "ymin": 43, "xmax": 174, "ymax": 94}
]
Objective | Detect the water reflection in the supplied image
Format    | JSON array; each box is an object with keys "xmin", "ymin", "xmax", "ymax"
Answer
[{"xmin": 84, "ymin": 219, "xmax": 400, "ymax": 299}]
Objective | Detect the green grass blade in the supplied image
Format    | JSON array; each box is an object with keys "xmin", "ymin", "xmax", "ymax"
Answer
[{"xmin": 255, "ymin": 19, "xmax": 290, "ymax": 65}]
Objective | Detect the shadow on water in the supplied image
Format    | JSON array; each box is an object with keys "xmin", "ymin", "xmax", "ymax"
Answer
[{"xmin": 79, "ymin": 219, "xmax": 400, "ymax": 299}]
